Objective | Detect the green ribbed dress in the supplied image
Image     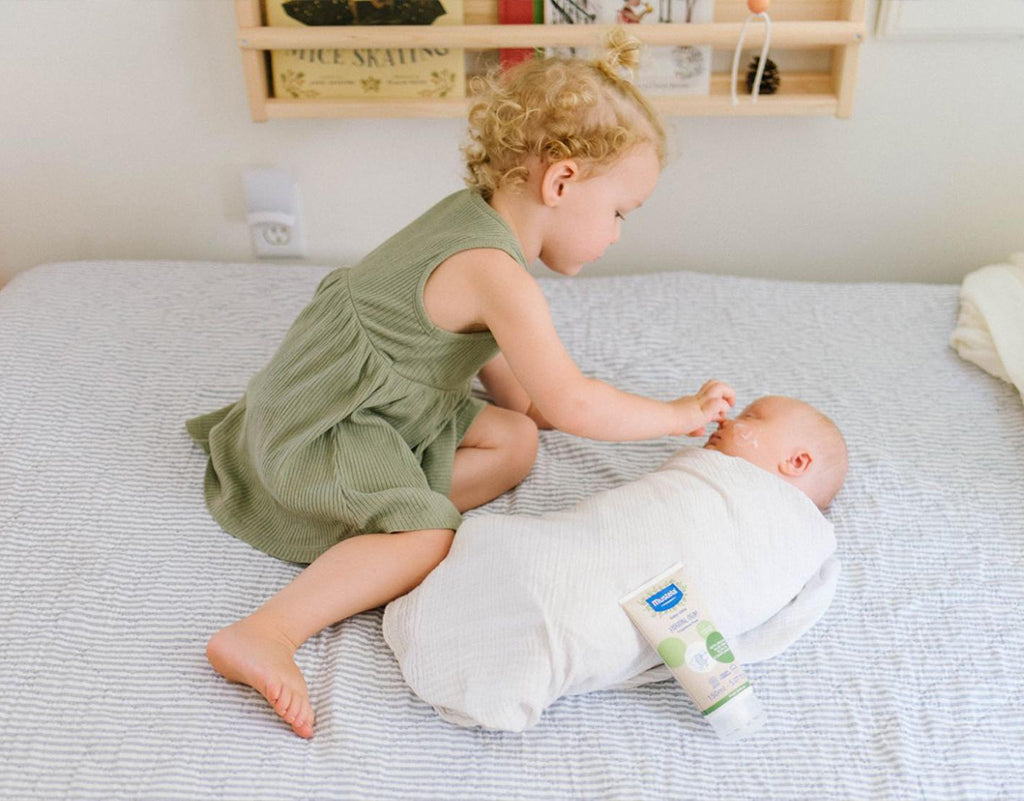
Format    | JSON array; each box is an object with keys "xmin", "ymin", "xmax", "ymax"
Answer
[{"xmin": 186, "ymin": 190, "xmax": 527, "ymax": 564}]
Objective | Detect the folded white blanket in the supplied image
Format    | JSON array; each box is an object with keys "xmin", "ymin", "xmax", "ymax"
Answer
[
  {"xmin": 382, "ymin": 448, "xmax": 838, "ymax": 731},
  {"xmin": 950, "ymin": 253, "xmax": 1024, "ymax": 400}
]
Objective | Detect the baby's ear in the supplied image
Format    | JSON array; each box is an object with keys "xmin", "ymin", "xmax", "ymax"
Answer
[{"xmin": 780, "ymin": 450, "xmax": 813, "ymax": 477}]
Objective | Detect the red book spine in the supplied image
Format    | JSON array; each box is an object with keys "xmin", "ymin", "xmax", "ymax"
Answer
[{"xmin": 499, "ymin": 0, "xmax": 536, "ymax": 70}]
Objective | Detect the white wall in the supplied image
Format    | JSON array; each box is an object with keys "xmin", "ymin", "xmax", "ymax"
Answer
[{"xmin": 1, "ymin": 0, "xmax": 1021, "ymax": 285}]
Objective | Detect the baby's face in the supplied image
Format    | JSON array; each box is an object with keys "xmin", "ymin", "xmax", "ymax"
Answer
[
  {"xmin": 704, "ymin": 396, "xmax": 815, "ymax": 475},
  {"xmin": 705, "ymin": 395, "xmax": 847, "ymax": 509}
]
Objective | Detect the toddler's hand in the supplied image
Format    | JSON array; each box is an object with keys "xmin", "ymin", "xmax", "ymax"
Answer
[{"xmin": 672, "ymin": 379, "xmax": 735, "ymax": 437}]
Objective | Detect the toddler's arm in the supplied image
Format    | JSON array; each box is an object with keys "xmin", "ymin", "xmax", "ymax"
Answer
[
  {"xmin": 470, "ymin": 253, "xmax": 733, "ymax": 441},
  {"xmin": 479, "ymin": 353, "xmax": 553, "ymax": 429}
]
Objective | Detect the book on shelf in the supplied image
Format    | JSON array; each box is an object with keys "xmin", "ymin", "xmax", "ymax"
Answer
[
  {"xmin": 543, "ymin": 0, "xmax": 713, "ymax": 94},
  {"xmin": 264, "ymin": 0, "xmax": 465, "ymax": 100},
  {"xmin": 498, "ymin": 0, "xmax": 543, "ymax": 70}
]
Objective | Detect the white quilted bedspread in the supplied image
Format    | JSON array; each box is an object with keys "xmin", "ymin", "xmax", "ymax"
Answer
[{"xmin": 1, "ymin": 261, "xmax": 1022, "ymax": 800}]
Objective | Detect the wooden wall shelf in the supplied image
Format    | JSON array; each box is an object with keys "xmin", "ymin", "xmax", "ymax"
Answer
[{"xmin": 235, "ymin": 0, "xmax": 865, "ymax": 120}]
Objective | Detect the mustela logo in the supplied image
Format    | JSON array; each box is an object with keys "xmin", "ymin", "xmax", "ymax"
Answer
[{"xmin": 645, "ymin": 583, "xmax": 684, "ymax": 613}]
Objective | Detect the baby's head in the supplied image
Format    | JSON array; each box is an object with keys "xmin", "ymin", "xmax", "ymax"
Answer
[
  {"xmin": 704, "ymin": 396, "xmax": 848, "ymax": 510},
  {"xmin": 462, "ymin": 28, "xmax": 667, "ymax": 201}
]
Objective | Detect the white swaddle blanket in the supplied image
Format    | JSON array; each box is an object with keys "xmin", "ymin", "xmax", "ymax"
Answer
[{"xmin": 383, "ymin": 448, "xmax": 839, "ymax": 731}]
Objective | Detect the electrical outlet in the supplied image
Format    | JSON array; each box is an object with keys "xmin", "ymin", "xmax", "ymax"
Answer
[
  {"xmin": 261, "ymin": 223, "xmax": 292, "ymax": 247},
  {"xmin": 246, "ymin": 210, "xmax": 304, "ymax": 258},
  {"xmin": 244, "ymin": 167, "xmax": 307, "ymax": 259}
]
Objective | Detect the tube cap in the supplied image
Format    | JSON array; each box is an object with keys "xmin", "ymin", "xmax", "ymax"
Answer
[{"xmin": 704, "ymin": 686, "xmax": 767, "ymax": 741}]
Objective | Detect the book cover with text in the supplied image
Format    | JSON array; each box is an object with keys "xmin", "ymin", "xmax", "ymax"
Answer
[{"xmin": 266, "ymin": 0, "xmax": 465, "ymax": 99}]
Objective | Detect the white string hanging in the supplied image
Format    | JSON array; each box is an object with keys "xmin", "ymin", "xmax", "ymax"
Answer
[{"xmin": 730, "ymin": 0, "xmax": 773, "ymax": 106}]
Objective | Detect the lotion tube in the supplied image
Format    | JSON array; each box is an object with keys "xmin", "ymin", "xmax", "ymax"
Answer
[{"xmin": 619, "ymin": 562, "xmax": 766, "ymax": 741}]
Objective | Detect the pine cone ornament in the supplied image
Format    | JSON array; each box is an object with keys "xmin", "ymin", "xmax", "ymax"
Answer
[{"xmin": 746, "ymin": 56, "xmax": 780, "ymax": 95}]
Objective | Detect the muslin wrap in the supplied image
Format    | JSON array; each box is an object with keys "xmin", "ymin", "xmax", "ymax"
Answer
[
  {"xmin": 382, "ymin": 448, "xmax": 839, "ymax": 731},
  {"xmin": 950, "ymin": 252, "xmax": 1024, "ymax": 405}
]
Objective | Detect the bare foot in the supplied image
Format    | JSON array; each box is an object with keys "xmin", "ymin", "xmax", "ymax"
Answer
[{"xmin": 206, "ymin": 616, "xmax": 315, "ymax": 739}]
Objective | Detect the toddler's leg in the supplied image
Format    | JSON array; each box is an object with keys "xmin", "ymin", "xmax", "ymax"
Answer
[
  {"xmin": 206, "ymin": 528, "xmax": 453, "ymax": 739},
  {"xmin": 450, "ymin": 404, "xmax": 538, "ymax": 512}
]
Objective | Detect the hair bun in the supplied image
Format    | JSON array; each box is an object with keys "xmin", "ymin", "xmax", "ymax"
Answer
[{"xmin": 597, "ymin": 27, "xmax": 642, "ymax": 78}]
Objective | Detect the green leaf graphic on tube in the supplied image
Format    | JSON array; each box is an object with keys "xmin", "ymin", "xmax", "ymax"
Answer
[
  {"xmin": 706, "ymin": 631, "xmax": 735, "ymax": 663},
  {"xmin": 657, "ymin": 637, "xmax": 686, "ymax": 668}
]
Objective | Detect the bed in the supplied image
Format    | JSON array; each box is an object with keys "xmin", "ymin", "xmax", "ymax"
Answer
[{"xmin": 1, "ymin": 260, "xmax": 1021, "ymax": 800}]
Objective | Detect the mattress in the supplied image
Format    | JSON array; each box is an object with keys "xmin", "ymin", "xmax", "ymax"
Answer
[{"xmin": 1, "ymin": 260, "xmax": 1021, "ymax": 800}]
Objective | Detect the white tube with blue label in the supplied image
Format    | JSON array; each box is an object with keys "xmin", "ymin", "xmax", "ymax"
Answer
[{"xmin": 619, "ymin": 562, "xmax": 767, "ymax": 741}]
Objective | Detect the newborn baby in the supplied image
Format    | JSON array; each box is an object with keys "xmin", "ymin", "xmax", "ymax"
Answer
[
  {"xmin": 383, "ymin": 396, "xmax": 848, "ymax": 731},
  {"xmin": 704, "ymin": 395, "xmax": 848, "ymax": 508}
]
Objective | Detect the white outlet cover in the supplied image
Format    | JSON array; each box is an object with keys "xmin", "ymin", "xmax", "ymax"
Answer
[{"xmin": 243, "ymin": 167, "xmax": 307, "ymax": 258}]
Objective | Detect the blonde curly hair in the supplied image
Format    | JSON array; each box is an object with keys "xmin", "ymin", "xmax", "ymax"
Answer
[{"xmin": 463, "ymin": 28, "xmax": 667, "ymax": 199}]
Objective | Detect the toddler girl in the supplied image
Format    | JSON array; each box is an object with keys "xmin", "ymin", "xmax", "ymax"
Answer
[{"xmin": 190, "ymin": 29, "xmax": 735, "ymax": 739}]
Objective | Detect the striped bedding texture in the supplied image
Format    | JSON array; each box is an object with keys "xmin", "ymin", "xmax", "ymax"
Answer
[{"xmin": 0, "ymin": 261, "xmax": 1021, "ymax": 801}]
